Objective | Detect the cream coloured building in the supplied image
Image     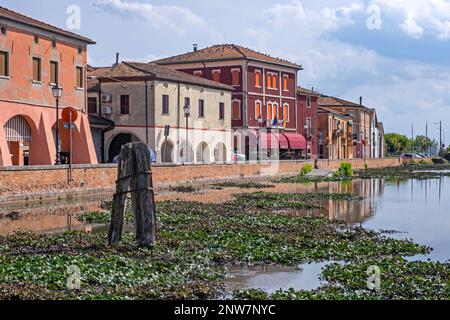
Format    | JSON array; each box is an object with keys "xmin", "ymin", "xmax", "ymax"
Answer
[{"xmin": 87, "ymin": 62, "xmax": 233, "ymax": 164}]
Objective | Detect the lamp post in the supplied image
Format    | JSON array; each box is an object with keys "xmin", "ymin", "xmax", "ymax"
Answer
[
  {"xmin": 258, "ymin": 116, "xmax": 263, "ymax": 162},
  {"xmin": 52, "ymin": 83, "xmax": 63, "ymax": 165},
  {"xmin": 304, "ymin": 123, "xmax": 309, "ymax": 160},
  {"xmin": 183, "ymin": 103, "xmax": 190, "ymax": 163}
]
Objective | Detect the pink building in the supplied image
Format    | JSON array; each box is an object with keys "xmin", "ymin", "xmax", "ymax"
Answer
[{"xmin": 0, "ymin": 6, "xmax": 97, "ymax": 166}]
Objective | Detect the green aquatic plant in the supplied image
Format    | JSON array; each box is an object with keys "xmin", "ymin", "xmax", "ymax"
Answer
[{"xmin": 300, "ymin": 164, "xmax": 313, "ymax": 177}]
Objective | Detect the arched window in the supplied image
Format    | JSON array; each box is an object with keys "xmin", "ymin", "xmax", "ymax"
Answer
[
  {"xmin": 255, "ymin": 101, "xmax": 262, "ymax": 120},
  {"xmin": 267, "ymin": 102, "xmax": 273, "ymax": 121},
  {"xmin": 272, "ymin": 103, "xmax": 278, "ymax": 120},
  {"xmin": 283, "ymin": 103, "xmax": 289, "ymax": 123}
]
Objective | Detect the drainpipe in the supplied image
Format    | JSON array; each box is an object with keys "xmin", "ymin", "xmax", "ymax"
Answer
[{"xmin": 145, "ymin": 79, "xmax": 149, "ymax": 146}]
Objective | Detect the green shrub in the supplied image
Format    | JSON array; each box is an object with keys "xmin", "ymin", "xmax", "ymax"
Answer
[
  {"xmin": 300, "ymin": 164, "xmax": 313, "ymax": 176},
  {"xmin": 336, "ymin": 162, "xmax": 353, "ymax": 177}
]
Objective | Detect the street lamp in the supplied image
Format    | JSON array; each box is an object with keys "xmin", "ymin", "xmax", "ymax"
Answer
[
  {"xmin": 304, "ymin": 123, "xmax": 309, "ymax": 160},
  {"xmin": 52, "ymin": 83, "xmax": 63, "ymax": 165},
  {"xmin": 258, "ymin": 116, "xmax": 263, "ymax": 162},
  {"xmin": 183, "ymin": 103, "xmax": 190, "ymax": 163}
]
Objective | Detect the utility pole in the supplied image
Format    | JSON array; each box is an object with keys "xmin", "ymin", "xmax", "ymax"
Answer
[
  {"xmin": 411, "ymin": 123, "xmax": 414, "ymax": 153},
  {"xmin": 426, "ymin": 122, "xmax": 429, "ymax": 154},
  {"xmin": 435, "ymin": 121, "xmax": 443, "ymax": 155}
]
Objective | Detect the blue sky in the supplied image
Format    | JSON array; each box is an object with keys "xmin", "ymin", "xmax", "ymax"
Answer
[{"xmin": 2, "ymin": 0, "xmax": 450, "ymax": 143}]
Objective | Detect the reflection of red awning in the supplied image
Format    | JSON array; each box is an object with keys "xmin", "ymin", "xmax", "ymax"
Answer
[
  {"xmin": 260, "ymin": 132, "xmax": 279, "ymax": 149},
  {"xmin": 280, "ymin": 133, "xmax": 307, "ymax": 150}
]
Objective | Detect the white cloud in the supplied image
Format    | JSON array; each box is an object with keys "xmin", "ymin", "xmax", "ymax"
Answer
[
  {"xmin": 263, "ymin": 1, "xmax": 364, "ymax": 34},
  {"xmin": 372, "ymin": 0, "xmax": 450, "ymax": 40},
  {"xmin": 242, "ymin": 1, "xmax": 450, "ymax": 138},
  {"xmin": 94, "ymin": 0, "xmax": 223, "ymax": 40}
]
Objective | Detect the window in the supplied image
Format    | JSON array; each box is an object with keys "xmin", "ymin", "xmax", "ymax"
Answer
[
  {"xmin": 267, "ymin": 103, "xmax": 273, "ymax": 121},
  {"xmin": 283, "ymin": 75, "xmax": 289, "ymax": 91},
  {"xmin": 267, "ymin": 73, "xmax": 278, "ymax": 89},
  {"xmin": 255, "ymin": 101, "xmax": 262, "ymax": 120},
  {"xmin": 219, "ymin": 102, "xmax": 225, "ymax": 120},
  {"xmin": 232, "ymin": 100, "xmax": 241, "ymax": 120},
  {"xmin": 266, "ymin": 74, "xmax": 272, "ymax": 89},
  {"xmin": 32, "ymin": 57, "xmax": 41, "ymax": 82},
  {"xmin": 162, "ymin": 95, "xmax": 169, "ymax": 115},
  {"xmin": 306, "ymin": 96, "xmax": 312, "ymax": 108},
  {"xmin": 255, "ymin": 70, "xmax": 261, "ymax": 88},
  {"xmin": 0, "ymin": 51, "xmax": 9, "ymax": 77},
  {"xmin": 212, "ymin": 70, "xmax": 221, "ymax": 82},
  {"xmin": 194, "ymin": 71, "xmax": 202, "ymax": 77},
  {"xmin": 120, "ymin": 95, "xmax": 130, "ymax": 115},
  {"xmin": 306, "ymin": 117, "xmax": 312, "ymax": 136},
  {"xmin": 282, "ymin": 104, "xmax": 289, "ymax": 123},
  {"xmin": 76, "ymin": 66, "xmax": 83, "ymax": 88},
  {"xmin": 88, "ymin": 97, "xmax": 97, "ymax": 114},
  {"xmin": 231, "ymin": 69, "xmax": 240, "ymax": 86},
  {"xmin": 50, "ymin": 61, "xmax": 58, "ymax": 84},
  {"xmin": 272, "ymin": 75, "xmax": 277, "ymax": 89},
  {"xmin": 272, "ymin": 104, "xmax": 278, "ymax": 120},
  {"xmin": 198, "ymin": 99, "xmax": 205, "ymax": 118},
  {"xmin": 185, "ymin": 97, "xmax": 190, "ymax": 107}
]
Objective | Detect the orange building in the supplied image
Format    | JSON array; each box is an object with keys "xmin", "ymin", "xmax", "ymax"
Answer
[{"xmin": 0, "ymin": 6, "xmax": 97, "ymax": 166}]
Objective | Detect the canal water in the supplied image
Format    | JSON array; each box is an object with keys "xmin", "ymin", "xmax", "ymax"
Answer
[{"xmin": 0, "ymin": 177, "xmax": 449, "ymax": 293}]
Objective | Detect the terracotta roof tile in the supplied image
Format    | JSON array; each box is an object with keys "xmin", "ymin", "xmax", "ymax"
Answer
[
  {"xmin": 92, "ymin": 62, "xmax": 233, "ymax": 91},
  {"xmin": 0, "ymin": 6, "xmax": 95, "ymax": 44},
  {"xmin": 297, "ymin": 86, "xmax": 321, "ymax": 96},
  {"xmin": 153, "ymin": 44, "xmax": 302, "ymax": 69}
]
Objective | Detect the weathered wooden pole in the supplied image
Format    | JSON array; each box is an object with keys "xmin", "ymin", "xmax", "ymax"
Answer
[
  {"xmin": 108, "ymin": 142, "xmax": 157, "ymax": 248},
  {"xmin": 108, "ymin": 143, "xmax": 133, "ymax": 246},
  {"xmin": 131, "ymin": 143, "xmax": 157, "ymax": 247}
]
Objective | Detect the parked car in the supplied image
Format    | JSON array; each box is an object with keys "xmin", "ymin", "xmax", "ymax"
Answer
[
  {"xmin": 231, "ymin": 153, "xmax": 246, "ymax": 162},
  {"xmin": 401, "ymin": 153, "xmax": 413, "ymax": 159}
]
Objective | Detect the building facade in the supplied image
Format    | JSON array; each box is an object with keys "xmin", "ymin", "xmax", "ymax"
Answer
[
  {"xmin": 319, "ymin": 96, "xmax": 373, "ymax": 159},
  {"xmin": 317, "ymin": 107, "xmax": 353, "ymax": 160},
  {"xmin": 0, "ymin": 6, "xmax": 97, "ymax": 166},
  {"xmin": 297, "ymin": 87, "xmax": 320, "ymax": 159},
  {"xmin": 153, "ymin": 44, "xmax": 307, "ymax": 161},
  {"xmin": 88, "ymin": 62, "xmax": 233, "ymax": 164}
]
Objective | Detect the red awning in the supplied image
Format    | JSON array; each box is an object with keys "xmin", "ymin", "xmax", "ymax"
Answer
[{"xmin": 280, "ymin": 133, "xmax": 307, "ymax": 150}]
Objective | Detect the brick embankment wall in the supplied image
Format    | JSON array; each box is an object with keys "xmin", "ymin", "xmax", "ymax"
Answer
[{"xmin": 0, "ymin": 158, "xmax": 402, "ymax": 202}]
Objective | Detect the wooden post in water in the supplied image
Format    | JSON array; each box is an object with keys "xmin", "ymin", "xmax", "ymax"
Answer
[
  {"xmin": 108, "ymin": 142, "xmax": 156, "ymax": 247},
  {"xmin": 131, "ymin": 143, "xmax": 157, "ymax": 247}
]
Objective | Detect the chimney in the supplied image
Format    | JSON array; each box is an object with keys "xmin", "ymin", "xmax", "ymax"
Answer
[
  {"xmin": 115, "ymin": 52, "xmax": 120, "ymax": 66},
  {"xmin": 193, "ymin": 44, "xmax": 198, "ymax": 52},
  {"xmin": 359, "ymin": 96, "xmax": 363, "ymax": 105}
]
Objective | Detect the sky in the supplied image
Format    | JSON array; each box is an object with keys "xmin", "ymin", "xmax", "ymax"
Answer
[{"xmin": 2, "ymin": 0, "xmax": 450, "ymax": 143}]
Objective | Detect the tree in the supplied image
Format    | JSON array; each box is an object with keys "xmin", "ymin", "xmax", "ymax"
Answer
[
  {"xmin": 385, "ymin": 133, "xmax": 411, "ymax": 155},
  {"xmin": 412, "ymin": 135, "xmax": 437, "ymax": 153}
]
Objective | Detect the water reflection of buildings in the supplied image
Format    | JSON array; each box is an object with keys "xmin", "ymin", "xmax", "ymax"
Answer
[
  {"xmin": 312, "ymin": 179, "xmax": 385, "ymax": 224},
  {"xmin": 0, "ymin": 201, "xmax": 104, "ymax": 235}
]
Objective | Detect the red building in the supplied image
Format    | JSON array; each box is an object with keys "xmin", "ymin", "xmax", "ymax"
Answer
[
  {"xmin": 297, "ymin": 87, "xmax": 320, "ymax": 159},
  {"xmin": 153, "ymin": 44, "xmax": 306, "ymax": 160}
]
